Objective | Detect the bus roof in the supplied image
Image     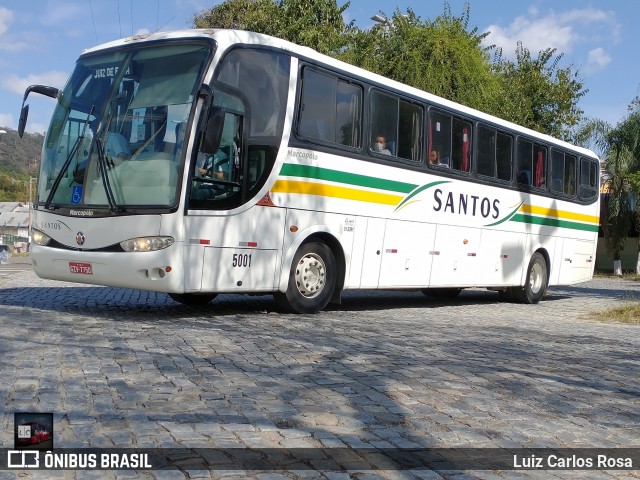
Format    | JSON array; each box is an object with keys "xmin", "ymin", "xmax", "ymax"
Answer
[{"xmin": 82, "ymin": 28, "xmax": 598, "ymax": 160}]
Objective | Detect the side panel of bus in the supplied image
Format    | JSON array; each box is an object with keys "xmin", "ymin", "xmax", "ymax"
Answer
[{"xmin": 183, "ymin": 206, "xmax": 287, "ymax": 293}]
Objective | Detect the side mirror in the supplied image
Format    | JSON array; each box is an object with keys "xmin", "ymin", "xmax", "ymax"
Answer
[
  {"xmin": 18, "ymin": 84, "xmax": 60, "ymax": 138},
  {"xmin": 201, "ymin": 108, "xmax": 224, "ymax": 155},
  {"xmin": 17, "ymin": 105, "xmax": 29, "ymax": 138}
]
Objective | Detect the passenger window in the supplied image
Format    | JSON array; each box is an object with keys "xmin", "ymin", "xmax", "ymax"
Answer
[
  {"xmin": 533, "ymin": 144, "xmax": 547, "ymax": 189},
  {"xmin": 579, "ymin": 158, "xmax": 599, "ymax": 201},
  {"xmin": 298, "ymin": 68, "xmax": 362, "ymax": 148},
  {"xmin": 517, "ymin": 139, "xmax": 546, "ymax": 188},
  {"xmin": 429, "ymin": 109, "xmax": 471, "ymax": 172},
  {"xmin": 477, "ymin": 124, "xmax": 495, "ymax": 177},
  {"xmin": 550, "ymin": 150, "xmax": 577, "ymax": 196},
  {"xmin": 517, "ymin": 139, "xmax": 533, "ymax": 186},
  {"xmin": 216, "ymin": 48, "xmax": 290, "ymax": 138},
  {"xmin": 477, "ymin": 124, "xmax": 512, "ymax": 181},
  {"xmin": 496, "ymin": 132, "xmax": 513, "ymax": 181},
  {"xmin": 370, "ymin": 91, "xmax": 422, "ymax": 161},
  {"xmin": 565, "ymin": 155, "xmax": 576, "ymax": 195}
]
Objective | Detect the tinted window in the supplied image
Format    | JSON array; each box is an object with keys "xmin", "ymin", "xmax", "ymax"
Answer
[
  {"xmin": 429, "ymin": 109, "xmax": 471, "ymax": 172},
  {"xmin": 298, "ymin": 68, "xmax": 362, "ymax": 148},
  {"xmin": 477, "ymin": 124, "xmax": 512, "ymax": 181},
  {"xmin": 496, "ymin": 132, "xmax": 513, "ymax": 181},
  {"xmin": 517, "ymin": 139, "xmax": 547, "ymax": 189},
  {"xmin": 550, "ymin": 149, "xmax": 577, "ymax": 196},
  {"xmin": 370, "ymin": 90, "xmax": 422, "ymax": 161},
  {"xmin": 579, "ymin": 157, "xmax": 599, "ymax": 201},
  {"xmin": 217, "ymin": 49, "xmax": 290, "ymax": 138}
]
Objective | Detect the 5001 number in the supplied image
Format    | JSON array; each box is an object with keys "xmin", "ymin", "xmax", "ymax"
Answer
[{"xmin": 232, "ymin": 253, "xmax": 252, "ymax": 268}]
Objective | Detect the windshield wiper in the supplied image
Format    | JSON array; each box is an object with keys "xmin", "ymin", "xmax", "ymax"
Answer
[
  {"xmin": 94, "ymin": 136, "xmax": 124, "ymax": 213},
  {"xmin": 45, "ymin": 106, "xmax": 94, "ymax": 210}
]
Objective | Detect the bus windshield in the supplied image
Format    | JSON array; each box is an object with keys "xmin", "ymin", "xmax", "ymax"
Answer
[{"xmin": 38, "ymin": 42, "xmax": 212, "ymax": 210}]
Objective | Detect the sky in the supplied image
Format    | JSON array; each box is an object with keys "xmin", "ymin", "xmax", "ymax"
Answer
[{"xmin": 0, "ymin": 0, "xmax": 638, "ymax": 136}]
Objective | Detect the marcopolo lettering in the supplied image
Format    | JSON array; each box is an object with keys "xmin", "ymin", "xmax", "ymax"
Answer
[
  {"xmin": 70, "ymin": 210, "xmax": 95, "ymax": 217},
  {"xmin": 287, "ymin": 149, "xmax": 318, "ymax": 161}
]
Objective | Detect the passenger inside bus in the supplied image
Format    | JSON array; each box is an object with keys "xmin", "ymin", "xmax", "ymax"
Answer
[
  {"xmin": 373, "ymin": 136, "xmax": 391, "ymax": 155},
  {"xmin": 429, "ymin": 150, "xmax": 449, "ymax": 167}
]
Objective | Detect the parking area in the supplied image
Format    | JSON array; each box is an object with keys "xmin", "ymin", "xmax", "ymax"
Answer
[{"xmin": 0, "ymin": 268, "xmax": 639, "ymax": 479}]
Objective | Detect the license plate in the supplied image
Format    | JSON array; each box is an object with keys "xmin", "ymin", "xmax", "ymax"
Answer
[{"xmin": 69, "ymin": 262, "xmax": 93, "ymax": 275}]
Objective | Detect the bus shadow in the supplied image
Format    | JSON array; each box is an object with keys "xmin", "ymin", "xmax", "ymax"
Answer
[{"xmin": 0, "ymin": 284, "xmax": 593, "ymax": 319}]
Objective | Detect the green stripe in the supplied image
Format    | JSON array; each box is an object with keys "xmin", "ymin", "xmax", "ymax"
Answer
[
  {"xmin": 511, "ymin": 214, "xmax": 599, "ymax": 232},
  {"xmin": 394, "ymin": 180, "xmax": 450, "ymax": 212},
  {"xmin": 485, "ymin": 201, "xmax": 525, "ymax": 227},
  {"xmin": 280, "ymin": 163, "xmax": 417, "ymax": 193}
]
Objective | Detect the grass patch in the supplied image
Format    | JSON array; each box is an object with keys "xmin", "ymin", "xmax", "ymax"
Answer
[
  {"xmin": 594, "ymin": 271, "xmax": 640, "ymax": 281},
  {"xmin": 595, "ymin": 304, "xmax": 640, "ymax": 325}
]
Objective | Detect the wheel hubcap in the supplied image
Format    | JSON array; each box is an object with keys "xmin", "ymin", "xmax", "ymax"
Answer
[
  {"xmin": 295, "ymin": 253, "xmax": 326, "ymax": 298},
  {"xmin": 529, "ymin": 262, "xmax": 544, "ymax": 294}
]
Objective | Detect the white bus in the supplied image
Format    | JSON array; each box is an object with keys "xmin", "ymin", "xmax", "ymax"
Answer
[{"xmin": 20, "ymin": 29, "xmax": 600, "ymax": 313}]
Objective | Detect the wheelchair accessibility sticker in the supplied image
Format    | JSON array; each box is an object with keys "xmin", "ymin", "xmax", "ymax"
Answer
[{"xmin": 71, "ymin": 186, "xmax": 83, "ymax": 204}]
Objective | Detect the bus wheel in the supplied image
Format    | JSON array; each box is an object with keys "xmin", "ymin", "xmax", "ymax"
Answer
[
  {"xmin": 513, "ymin": 252, "xmax": 548, "ymax": 304},
  {"xmin": 421, "ymin": 288, "xmax": 462, "ymax": 299},
  {"xmin": 168, "ymin": 293, "xmax": 217, "ymax": 305},
  {"xmin": 275, "ymin": 242, "xmax": 336, "ymax": 314}
]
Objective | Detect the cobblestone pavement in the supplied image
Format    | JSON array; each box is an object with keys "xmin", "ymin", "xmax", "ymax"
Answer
[{"xmin": 0, "ymin": 268, "xmax": 639, "ymax": 480}]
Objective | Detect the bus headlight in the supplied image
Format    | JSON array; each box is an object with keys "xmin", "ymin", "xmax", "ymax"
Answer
[
  {"xmin": 32, "ymin": 229, "xmax": 52, "ymax": 246},
  {"xmin": 120, "ymin": 236, "xmax": 174, "ymax": 252}
]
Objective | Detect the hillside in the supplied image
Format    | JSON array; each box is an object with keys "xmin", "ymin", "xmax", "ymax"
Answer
[{"xmin": 0, "ymin": 127, "xmax": 43, "ymax": 201}]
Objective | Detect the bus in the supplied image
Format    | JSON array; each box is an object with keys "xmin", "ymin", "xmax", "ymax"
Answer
[{"xmin": 19, "ymin": 29, "xmax": 600, "ymax": 314}]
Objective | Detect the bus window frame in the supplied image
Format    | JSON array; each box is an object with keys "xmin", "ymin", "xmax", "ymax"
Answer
[
  {"xmin": 368, "ymin": 87, "xmax": 424, "ymax": 163},
  {"xmin": 475, "ymin": 122, "xmax": 514, "ymax": 186},
  {"xmin": 427, "ymin": 106, "xmax": 473, "ymax": 176},
  {"xmin": 549, "ymin": 147, "xmax": 578, "ymax": 200},
  {"xmin": 294, "ymin": 64, "xmax": 364, "ymax": 153}
]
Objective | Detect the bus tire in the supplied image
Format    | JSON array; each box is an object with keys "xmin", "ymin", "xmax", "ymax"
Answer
[
  {"xmin": 421, "ymin": 288, "xmax": 462, "ymax": 299},
  {"xmin": 168, "ymin": 293, "xmax": 217, "ymax": 305},
  {"xmin": 513, "ymin": 252, "xmax": 548, "ymax": 304},
  {"xmin": 275, "ymin": 241, "xmax": 336, "ymax": 314}
]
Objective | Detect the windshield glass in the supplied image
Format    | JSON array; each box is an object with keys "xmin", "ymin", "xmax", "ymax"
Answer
[{"xmin": 38, "ymin": 42, "xmax": 212, "ymax": 209}]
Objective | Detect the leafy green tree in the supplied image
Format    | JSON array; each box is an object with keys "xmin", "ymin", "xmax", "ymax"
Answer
[
  {"xmin": 343, "ymin": 4, "xmax": 585, "ymax": 139},
  {"xmin": 193, "ymin": 0, "xmax": 354, "ymax": 56},
  {"xmin": 192, "ymin": 0, "xmax": 280, "ymax": 36},
  {"xmin": 341, "ymin": 5, "xmax": 501, "ymax": 114},
  {"xmin": 580, "ymin": 106, "xmax": 640, "ymax": 275},
  {"xmin": 193, "ymin": 1, "xmax": 587, "ymax": 142},
  {"xmin": 493, "ymin": 43, "xmax": 586, "ymax": 140}
]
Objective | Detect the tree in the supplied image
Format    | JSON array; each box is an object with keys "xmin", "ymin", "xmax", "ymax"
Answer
[
  {"xmin": 193, "ymin": 1, "xmax": 587, "ymax": 144},
  {"xmin": 492, "ymin": 43, "xmax": 586, "ymax": 140},
  {"xmin": 580, "ymin": 106, "xmax": 640, "ymax": 275},
  {"xmin": 193, "ymin": 0, "xmax": 354, "ymax": 56},
  {"xmin": 340, "ymin": 5, "xmax": 501, "ymax": 114},
  {"xmin": 192, "ymin": 0, "xmax": 279, "ymax": 35}
]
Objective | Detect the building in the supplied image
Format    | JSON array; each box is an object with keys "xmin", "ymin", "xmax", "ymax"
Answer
[{"xmin": 0, "ymin": 202, "xmax": 29, "ymax": 251}]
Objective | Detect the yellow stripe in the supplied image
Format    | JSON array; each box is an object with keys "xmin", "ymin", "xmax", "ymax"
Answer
[
  {"xmin": 521, "ymin": 204, "xmax": 599, "ymax": 224},
  {"xmin": 272, "ymin": 180, "xmax": 403, "ymax": 206}
]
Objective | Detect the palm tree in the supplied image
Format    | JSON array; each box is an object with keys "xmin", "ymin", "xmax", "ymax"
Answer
[{"xmin": 580, "ymin": 106, "xmax": 640, "ymax": 275}]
